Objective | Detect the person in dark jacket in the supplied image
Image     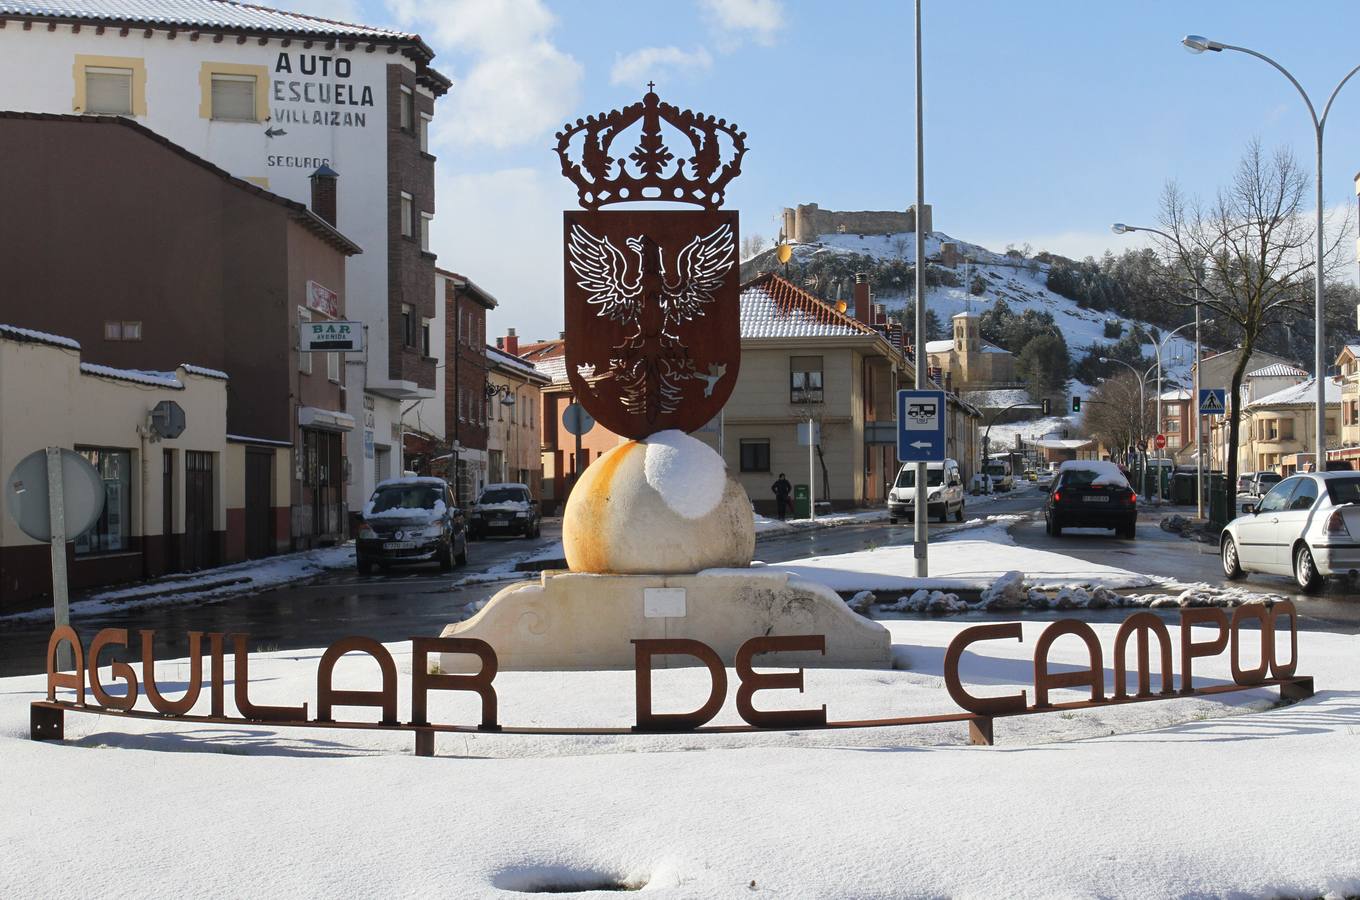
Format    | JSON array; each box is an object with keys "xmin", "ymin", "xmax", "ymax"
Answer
[{"xmin": 772, "ymin": 473, "xmax": 793, "ymax": 520}]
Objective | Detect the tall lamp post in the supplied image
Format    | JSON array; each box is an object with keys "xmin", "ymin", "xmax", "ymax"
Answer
[
  {"xmin": 911, "ymin": 0, "xmax": 928, "ymax": 577},
  {"xmin": 1181, "ymin": 35, "xmax": 1360, "ymax": 472},
  {"xmin": 1112, "ymin": 222, "xmax": 1208, "ymax": 516}
]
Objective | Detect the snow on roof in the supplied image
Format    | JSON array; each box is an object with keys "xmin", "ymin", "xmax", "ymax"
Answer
[
  {"xmin": 924, "ymin": 340, "xmax": 954, "ymax": 354},
  {"xmin": 980, "ymin": 342, "xmax": 1008, "ymax": 354},
  {"xmin": 1342, "ymin": 343, "xmax": 1360, "ymax": 360},
  {"xmin": 740, "ymin": 273, "xmax": 884, "ymax": 340},
  {"xmin": 1246, "ymin": 363, "xmax": 1308, "ymax": 379},
  {"xmin": 182, "ymin": 364, "xmax": 229, "ymax": 380},
  {"xmin": 1037, "ymin": 438, "xmax": 1095, "ymax": 450},
  {"xmin": 0, "ymin": 0, "xmax": 417, "ymax": 40},
  {"xmin": 0, "ymin": 323, "xmax": 80, "ymax": 350},
  {"xmin": 79, "ymin": 363, "xmax": 182, "ymax": 388},
  {"xmin": 1246, "ymin": 376, "xmax": 1341, "ymax": 409},
  {"xmin": 1159, "ymin": 388, "xmax": 1193, "ymax": 401},
  {"xmin": 487, "ymin": 345, "xmax": 551, "ymax": 383},
  {"xmin": 534, "ymin": 354, "xmax": 568, "ymax": 385}
]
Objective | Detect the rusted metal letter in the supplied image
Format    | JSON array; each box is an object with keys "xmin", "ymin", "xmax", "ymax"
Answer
[
  {"xmin": 1112, "ymin": 612, "xmax": 1175, "ymax": 699},
  {"xmin": 1179, "ymin": 607, "xmax": 1229, "ymax": 694},
  {"xmin": 410, "ymin": 637, "xmax": 499, "ymax": 730},
  {"xmin": 139, "ymin": 630, "xmax": 204, "ymax": 715},
  {"xmin": 231, "ymin": 634, "xmax": 308, "ymax": 722},
  {"xmin": 88, "ymin": 628, "xmax": 138, "ymax": 711},
  {"xmin": 207, "ymin": 633, "xmax": 226, "ymax": 716},
  {"xmin": 1267, "ymin": 599, "xmax": 1299, "ymax": 678},
  {"xmin": 46, "ymin": 625, "xmax": 85, "ymax": 706},
  {"xmin": 1229, "ymin": 604, "xmax": 1272, "ymax": 685},
  {"xmin": 943, "ymin": 623, "xmax": 1027, "ymax": 714},
  {"xmin": 632, "ymin": 638, "xmax": 727, "ymax": 731},
  {"xmin": 734, "ymin": 635, "xmax": 827, "ymax": 728},
  {"xmin": 316, "ymin": 636, "xmax": 398, "ymax": 724},
  {"xmin": 1033, "ymin": 619, "xmax": 1104, "ymax": 708}
]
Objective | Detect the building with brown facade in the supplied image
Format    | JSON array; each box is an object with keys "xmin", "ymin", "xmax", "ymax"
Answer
[
  {"xmin": 405, "ymin": 269, "xmax": 498, "ymax": 505},
  {"xmin": 0, "ymin": 111, "xmax": 359, "ymax": 570},
  {"xmin": 0, "ymin": 0, "xmax": 450, "ymax": 523}
]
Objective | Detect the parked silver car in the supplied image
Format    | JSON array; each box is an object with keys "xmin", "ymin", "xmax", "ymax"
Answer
[{"xmin": 1220, "ymin": 472, "xmax": 1360, "ymax": 591}]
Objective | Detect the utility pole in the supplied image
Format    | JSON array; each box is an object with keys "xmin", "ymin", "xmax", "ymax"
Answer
[{"xmin": 912, "ymin": 0, "xmax": 928, "ymax": 577}]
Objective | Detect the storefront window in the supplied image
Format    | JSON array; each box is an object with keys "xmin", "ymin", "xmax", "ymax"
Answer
[{"xmin": 74, "ymin": 447, "xmax": 132, "ymax": 554}]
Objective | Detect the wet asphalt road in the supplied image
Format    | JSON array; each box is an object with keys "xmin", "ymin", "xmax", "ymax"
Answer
[{"xmin": 2, "ymin": 485, "xmax": 1355, "ymax": 676}]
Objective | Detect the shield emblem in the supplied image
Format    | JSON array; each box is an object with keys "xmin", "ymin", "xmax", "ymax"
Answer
[{"xmin": 564, "ymin": 209, "xmax": 740, "ymax": 439}]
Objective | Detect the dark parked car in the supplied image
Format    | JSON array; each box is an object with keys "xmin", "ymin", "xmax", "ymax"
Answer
[
  {"xmin": 357, "ymin": 477, "xmax": 467, "ymax": 574},
  {"xmin": 468, "ymin": 482, "xmax": 541, "ymax": 539},
  {"xmin": 1044, "ymin": 460, "xmax": 1138, "ymax": 539}
]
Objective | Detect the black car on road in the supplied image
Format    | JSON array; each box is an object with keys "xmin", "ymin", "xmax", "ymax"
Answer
[
  {"xmin": 1044, "ymin": 460, "xmax": 1138, "ymax": 539},
  {"xmin": 357, "ymin": 477, "xmax": 467, "ymax": 574},
  {"xmin": 468, "ymin": 483, "xmax": 541, "ymax": 539}
]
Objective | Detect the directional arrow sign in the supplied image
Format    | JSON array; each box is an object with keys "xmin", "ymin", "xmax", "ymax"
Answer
[
  {"xmin": 1199, "ymin": 388, "xmax": 1226, "ymax": 416},
  {"xmin": 897, "ymin": 389, "xmax": 946, "ymax": 462}
]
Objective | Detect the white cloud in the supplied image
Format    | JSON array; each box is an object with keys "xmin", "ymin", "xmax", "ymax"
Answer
[
  {"xmin": 699, "ymin": 0, "xmax": 784, "ymax": 47},
  {"xmin": 386, "ymin": 0, "xmax": 582, "ymax": 149},
  {"xmin": 610, "ymin": 46, "xmax": 713, "ymax": 87},
  {"xmin": 430, "ymin": 167, "xmax": 577, "ymax": 338}
]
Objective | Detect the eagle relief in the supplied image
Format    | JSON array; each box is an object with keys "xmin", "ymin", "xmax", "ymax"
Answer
[{"xmin": 556, "ymin": 88, "xmax": 746, "ymax": 439}]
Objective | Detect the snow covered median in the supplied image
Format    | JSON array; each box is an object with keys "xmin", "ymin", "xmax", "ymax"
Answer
[
  {"xmin": 2, "ymin": 620, "xmax": 1355, "ymax": 897},
  {"xmin": 758, "ymin": 522, "xmax": 1156, "ymax": 592}
]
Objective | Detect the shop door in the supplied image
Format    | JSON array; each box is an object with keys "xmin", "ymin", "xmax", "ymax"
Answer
[
  {"xmin": 311, "ymin": 431, "xmax": 342, "ymax": 536},
  {"xmin": 244, "ymin": 449, "xmax": 274, "ymax": 558},
  {"xmin": 184, "ymin": 451, "xmax": 216, "ymax": 570}
]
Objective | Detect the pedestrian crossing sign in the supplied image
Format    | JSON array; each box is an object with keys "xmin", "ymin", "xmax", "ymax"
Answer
[{"xmin": 1199, "ymin": 388, "xmax": 1226, "ymax": 416}]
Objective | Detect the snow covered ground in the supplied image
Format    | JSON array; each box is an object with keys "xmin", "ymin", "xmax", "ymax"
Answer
[
  {"xmin": 3, "ymin": 619, "xmax": 1355, "ymax": 897},
  {"xmin": 757, "ymin": 521, "xmax": 1155, "ymax": 592}
]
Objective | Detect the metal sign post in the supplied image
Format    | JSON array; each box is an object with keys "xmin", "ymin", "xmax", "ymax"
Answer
[
  {"xmin": 898, "ymin": 388, "xmax": 946, "ymax": 576},
  {"xmin": 912, "ymin": 0, "xmax": 928, "ymax": 577},
  {"xmin": 808, "ymin": 417, "xmax": 816, "ymax": 522},
  {"xmin": 45, "ymin": 448, "xmax": 72, "ymax": 671}
]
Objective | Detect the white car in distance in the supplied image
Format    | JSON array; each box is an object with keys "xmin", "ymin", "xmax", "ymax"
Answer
[{"xmin": 1220, "ymin": 472, "xmax": 1360, "ymax": 592}]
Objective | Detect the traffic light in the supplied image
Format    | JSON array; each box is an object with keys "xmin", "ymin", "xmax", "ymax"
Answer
[
  {"xmin": 1041, "ymin": 398, "xmax": 1050, "ymax": 416},
  {"xmin": 1072, "ymin": 396, "xmax": 1081, "ymax": 413}
]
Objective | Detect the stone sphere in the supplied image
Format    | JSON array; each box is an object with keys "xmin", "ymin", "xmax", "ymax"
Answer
[{"xmin": 563, "ymin": 430, "xmax": 755, "ymax": 574}]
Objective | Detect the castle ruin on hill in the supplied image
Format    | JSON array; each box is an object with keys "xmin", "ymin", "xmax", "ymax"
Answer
[{"xmin": 781, "ymin": 202, "xmax": 933, "ymax": 244}]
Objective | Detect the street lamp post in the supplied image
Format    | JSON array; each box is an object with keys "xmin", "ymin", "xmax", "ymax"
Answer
[
  {"xmin": 1181, "ymin": 35, "xmax": 1360, "ymax": 472},
  {"xmin": 485, "ymin": 382, "xmax": 516, "ymax": 482},
  {"xmin": 1112, "ymin": 222, "xmax": 1208, "ymax": 516},
  {"xmin": 912, "ymin": 0, "xmax": 928, "ymax": 578}
]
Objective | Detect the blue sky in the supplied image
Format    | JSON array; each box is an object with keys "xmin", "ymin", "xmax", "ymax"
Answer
[{"xmin": 318, "ymin": 0, "xmax": 1360, "ymax": 342}]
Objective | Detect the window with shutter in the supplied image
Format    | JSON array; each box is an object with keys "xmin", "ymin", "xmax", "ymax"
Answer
[
  {"xmin": 211, "ymin": 74, "xmax": 257, "ymax": 121},
  {"xmin": 85, "ymin": 67, "xmax": 132, "ymax": 115}
]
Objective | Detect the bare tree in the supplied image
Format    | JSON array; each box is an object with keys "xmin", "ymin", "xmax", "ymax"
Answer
[
  {"xmin": 1085, "ymin": 373, "xmax": 1153, "ymax": 464},
  {"xmin": 1156, "ymin": 140, "xmax": 1351, "ymax": 495},
  {"xmin": 740, "ymin": 233, "xmax": 769, "ymax": 261}
]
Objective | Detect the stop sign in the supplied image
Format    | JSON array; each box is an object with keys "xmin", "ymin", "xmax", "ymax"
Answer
[{"xmin": 1154, "ymin": 433, "xmax": 1167, "ymax": 449}]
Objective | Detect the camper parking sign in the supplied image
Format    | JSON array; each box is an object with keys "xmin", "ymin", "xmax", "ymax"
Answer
[{"xmin": 897, "ymin": 389, "xmax": 946, "ymax": 462}]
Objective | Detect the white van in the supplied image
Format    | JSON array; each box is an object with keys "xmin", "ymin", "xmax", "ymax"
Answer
[
  {"xmin": 888, "ymin": 458, "xmax": 965, "ymax": 523},
  {"xmin": 982, "ymin": 458, "xmax": 1014, "ymax": 492}
]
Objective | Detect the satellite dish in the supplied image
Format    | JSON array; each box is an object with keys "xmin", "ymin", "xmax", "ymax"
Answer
[
  {"xmin": 5, "ymin": 448, "xmax": 105, "ymax": 542},
  {"xmin": 776, "ymin": 243, "xmax": 792, "ymax": 264}
]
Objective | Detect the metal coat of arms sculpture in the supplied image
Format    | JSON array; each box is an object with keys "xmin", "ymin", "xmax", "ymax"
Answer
[{"xmin": 556, "ymin": 86, "xmax": 746, "ymax": 438}]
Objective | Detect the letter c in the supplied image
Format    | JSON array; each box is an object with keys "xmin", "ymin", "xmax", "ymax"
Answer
[{"xmin": 944, "ymin": 623, "xmax": 1027, "ymax": 714}]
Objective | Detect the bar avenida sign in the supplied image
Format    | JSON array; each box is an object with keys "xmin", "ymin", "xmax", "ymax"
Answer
[{"xmin": 31, "ymin": 604, "xmax": 1312, "ymax": 756}]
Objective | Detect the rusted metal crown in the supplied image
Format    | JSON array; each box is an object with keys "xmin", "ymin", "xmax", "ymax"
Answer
[{"xmin": 554, "ymin": 86, "xmax": 748, "ymax": 210}]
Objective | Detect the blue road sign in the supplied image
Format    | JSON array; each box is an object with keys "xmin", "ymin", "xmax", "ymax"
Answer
[
  {"xmin": 897, "ymin": 389, "xmax": 946, "ymax": 462},
  {"xmin": 1199, "ymin": 388, "xmax": 1226, "ymax": 416}
]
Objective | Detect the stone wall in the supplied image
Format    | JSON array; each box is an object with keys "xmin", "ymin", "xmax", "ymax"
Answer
[{"xmin": 782, "ymin": 203, "xmax": 933, "ymax": 243}]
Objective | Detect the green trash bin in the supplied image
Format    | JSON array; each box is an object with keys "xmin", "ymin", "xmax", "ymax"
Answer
[
  {"xmin": 1171, "ymin": 472, "xmax": 1194, "ymax": 505},
  {"xmin": 793, "ymin": 484, "xmax": 810, "ymax": 518},
  {"xmin": 1208, "ymin": 474, "xmax": 1231, "ymax": 529}
]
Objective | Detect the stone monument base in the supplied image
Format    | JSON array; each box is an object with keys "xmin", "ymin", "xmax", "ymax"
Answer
[{"xmin": 438, "ymin": 570, "xmax": 892, "ymax": 672}]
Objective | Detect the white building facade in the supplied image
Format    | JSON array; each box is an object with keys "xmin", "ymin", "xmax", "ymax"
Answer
[{"xmin": 0, "ymin": 1, "xmax": 450, "ymax": 526}]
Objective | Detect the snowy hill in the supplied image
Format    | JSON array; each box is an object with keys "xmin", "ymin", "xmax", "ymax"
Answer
[{"xmin": 746, "ymin": 231, "xmax": 1199, "ymax": 387}]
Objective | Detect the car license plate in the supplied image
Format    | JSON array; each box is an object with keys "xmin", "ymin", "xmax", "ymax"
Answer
[
  {"xmin": 1083, "ymin": 496, "xmax": 1109, "ymax": 503},
  {"xmin": 383, "ymin": 541, "xmax": 416, "ymax": 550},
  {"xmin": 492, "ymin": 518, "xmax": 507, "ymax": 526}
]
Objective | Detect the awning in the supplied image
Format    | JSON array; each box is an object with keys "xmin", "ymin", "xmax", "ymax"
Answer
[{"xmin": 298, "ymin": 406, "xmax": 356, "ymax": 432}]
